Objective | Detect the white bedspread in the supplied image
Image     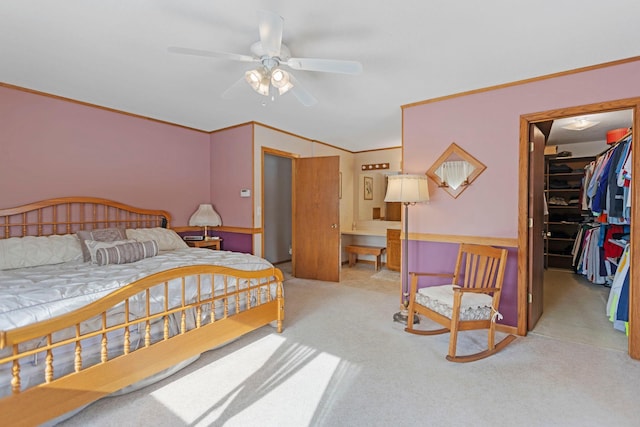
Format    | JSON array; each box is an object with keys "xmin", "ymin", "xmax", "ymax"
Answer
[{"xmin": 0, "ymin": 248, "xmax": 275, "ymax": 332}]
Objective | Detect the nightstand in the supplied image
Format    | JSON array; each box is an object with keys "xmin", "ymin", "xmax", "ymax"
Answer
[{"xmin": 185, "ymin": 238, "xmax": 222, "ymax": 250}]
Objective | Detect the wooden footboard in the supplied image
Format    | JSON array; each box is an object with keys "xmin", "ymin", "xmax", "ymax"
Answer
[{"xmin": 0, "ymin": 265, "xmax": 284, "ymax": 427}]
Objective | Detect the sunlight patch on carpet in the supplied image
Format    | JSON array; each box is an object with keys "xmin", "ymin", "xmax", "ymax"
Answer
[
  {"xmin": 371, "ymin": 269, "xmax": 400, "ymax": 281},
  {"xmin": 150, "ymin": 334, "xmax": 351, "ymax": 426}
]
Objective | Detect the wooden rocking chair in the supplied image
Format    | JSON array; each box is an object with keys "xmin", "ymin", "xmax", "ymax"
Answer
[{"xmin": 405, "ymin": 243, "xmax": 516, "ymax": 362}]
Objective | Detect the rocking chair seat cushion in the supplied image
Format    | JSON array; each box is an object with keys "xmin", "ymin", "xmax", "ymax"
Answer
[{"xmin": 416, "ymin": 285, "xmax": 492, "ymax": 321}]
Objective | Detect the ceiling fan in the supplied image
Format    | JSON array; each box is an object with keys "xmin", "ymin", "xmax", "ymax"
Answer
[{"xmin": 168, "ymin": 10, "xmax": 363, "ymax": 106}]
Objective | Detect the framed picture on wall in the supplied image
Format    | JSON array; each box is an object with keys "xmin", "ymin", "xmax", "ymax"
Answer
[{"xmin": 364, "ymin": 176, "xmax": 373, "ymax": 200}]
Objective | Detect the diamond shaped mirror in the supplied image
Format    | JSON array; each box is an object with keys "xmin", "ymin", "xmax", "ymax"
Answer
[{"xmin": 426, "ymin": 143, "xmax": 486, "ymax": 198}]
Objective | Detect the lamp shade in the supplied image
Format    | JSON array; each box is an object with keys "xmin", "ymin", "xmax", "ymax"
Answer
[
  {"xmin": 271, "ymin": 68, "xmax": 293, "ymax": 93},
  {"xmin": 245, "ymin": 68, "xmax": 270, "ymax": 96},
  {"xmin": 188, "ymin": 204, "xmax": 222, "ymax": 227},
  {"xmin": 384, "ymin": 174, "xmax": 429, "ymax": 203}
]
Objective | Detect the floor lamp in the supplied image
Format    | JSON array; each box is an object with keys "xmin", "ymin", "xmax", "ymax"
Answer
[{"xmin": 384, "ymin": 174, "xmax": 430, "ymax": 324}]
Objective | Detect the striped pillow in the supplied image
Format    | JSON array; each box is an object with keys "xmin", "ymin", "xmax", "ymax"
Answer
[
  {"xmin": 77, "ymin": 227, "xmax": 127, "ymax": 262},
  {"xmin": 94, "ymin": 240, "xmax": 159, "ymax": 266}
]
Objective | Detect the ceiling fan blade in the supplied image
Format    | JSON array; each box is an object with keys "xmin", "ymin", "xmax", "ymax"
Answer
[
  {"xmin": 285, "ymin": 57, "xmax": 362, "ymax": 75},
  {"xmin": 258, "ymin": 10, "xmax": 283, "ymax": 57},
  {"xmin": 168, "ymin": 46, "xmax": 256, "ymax": 63},
  {"xmin": 288, "ymin": 74, "xmax": 317, "ymax": 107},
  {"xmin": 221, "ymin": 75, "xmax": 250, "ymax": 100}
]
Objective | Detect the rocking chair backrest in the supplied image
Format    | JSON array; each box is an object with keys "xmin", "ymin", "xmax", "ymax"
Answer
[{"xmin": 454, "ymin": 243, "xmax": 508, "ymax": 305}]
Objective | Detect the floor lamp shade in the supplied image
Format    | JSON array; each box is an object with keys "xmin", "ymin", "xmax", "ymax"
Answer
[
  {"xmin": 384, "ymin": 174, "xmax": 430, "ymax": 203},
  {"xmin": 189, "ymin": 204, "xmax": 222, "ymax": 239}
]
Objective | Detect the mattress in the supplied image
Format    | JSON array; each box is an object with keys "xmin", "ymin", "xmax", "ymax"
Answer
[{"xmin": 0, "ymin": 248, "xmax": 275, "ymax": 331}]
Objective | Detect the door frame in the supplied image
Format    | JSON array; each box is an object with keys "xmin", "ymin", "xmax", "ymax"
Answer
[{"xmin": 517, "ymin": 97, "xmax": 640, "ymax": 359}]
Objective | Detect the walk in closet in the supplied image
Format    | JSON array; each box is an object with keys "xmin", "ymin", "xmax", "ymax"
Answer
[{"xmin": 542, "ymin": 110, "xmax": 632, "ymax": 339}]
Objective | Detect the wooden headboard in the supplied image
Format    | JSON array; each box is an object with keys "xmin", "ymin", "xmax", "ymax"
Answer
[{"xmin": 0, "ymin": 197, "xmax": 171, "ymax": 239}]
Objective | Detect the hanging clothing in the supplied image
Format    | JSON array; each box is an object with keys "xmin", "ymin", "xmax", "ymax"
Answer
[
  {"xmin": 607, "ymin": 244, "xmax": 630, "ymax": 334},
  {"xmin": 583, "ymin": 136, "xmax": 632, "ymax": 224}
]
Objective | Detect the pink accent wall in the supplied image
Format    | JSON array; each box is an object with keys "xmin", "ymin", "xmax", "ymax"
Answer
[
  {"xmin": 210, "ymin": 124, "xmax": 254, "ymax": 228},
  {"xmin": 403, "ymin": 59, "xmax": 640, "ymax": 326},
  {"xmin": 404, "ymin": 60, "xmax": 640, "ymax": 237},
  {"xmin": 0, "ymin": 86, "xmax": 211, "ymax": 225}
]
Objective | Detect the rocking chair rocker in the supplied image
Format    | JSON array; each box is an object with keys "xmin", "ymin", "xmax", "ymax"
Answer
[{"xmin": 405, "ymin": 243, "xmax": 516, "ymax": 362}]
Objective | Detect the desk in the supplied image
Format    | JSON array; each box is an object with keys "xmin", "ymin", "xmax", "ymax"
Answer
[
  {"xmin": 341, "ymin": 228, "xmax": 400, "ymax": 268},
  {"xmin": 341, "ymin": 229, "xmax": 387, "ymax": 237},
  {"xmin": 185, "ymin": 238, "xmax": 221, "ymax": 250}
]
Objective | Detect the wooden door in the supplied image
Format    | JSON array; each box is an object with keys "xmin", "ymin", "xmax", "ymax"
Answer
[
  {"xmin": 293, "ymin": 156, "xmax": 340, "ymax": 281},
  {"xmin": 528, "ymin": 124, "xmax": 546, "ymax": 330}
]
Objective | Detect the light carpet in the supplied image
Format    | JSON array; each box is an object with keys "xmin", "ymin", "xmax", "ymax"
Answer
[
  {"xmin": 530, "ymin": 268, "xmax": 628, "ymax": 351},
  {"xmin": 370, "ymin": 269, "xmax": 400, "ymax": 282},
  {"xmin": 59, "ymin": 266, "xmax": 640, "ymax": 427}
]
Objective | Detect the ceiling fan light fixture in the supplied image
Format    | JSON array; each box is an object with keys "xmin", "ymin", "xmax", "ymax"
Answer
[
  {"xmin": 245, "ymin": 68, "xmax": 270, "ymax": 96},
  {"xmin": 271, "ymin": 68, "xmax": 294, "ymax": 95}
]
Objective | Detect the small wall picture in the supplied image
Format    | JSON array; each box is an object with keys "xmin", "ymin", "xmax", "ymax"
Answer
[{"xmin": 364, "ymin": 176, "xmax": 373, "ymax": 200}]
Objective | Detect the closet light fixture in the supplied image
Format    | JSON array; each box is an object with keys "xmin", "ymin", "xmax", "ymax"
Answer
[{"xmin": 561, "ymin": 118, "xmax": 600, "ymax": 131}]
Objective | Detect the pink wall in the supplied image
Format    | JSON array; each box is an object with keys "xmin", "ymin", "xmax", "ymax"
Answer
[
  {"xmin": 403, "ymin": 59, "xmax": 640, "ymax": 326},
  {"xmin": 210, "ymin": 124, "xmax": 254, "ymax": 228},
  {"xmin": 0, "ymin": 86, "xmax": 211, "ymax": 226},
  {"xmin": 404, "ymin": 60, "xmax": 640, "ymax": 237}
]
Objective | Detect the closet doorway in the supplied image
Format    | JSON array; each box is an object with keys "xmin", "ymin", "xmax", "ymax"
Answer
[
  {"xmin": 263, "ymin": 150, "xmax": 293, "ymax": 265},
  {"xmin": 519, "ymin": 97, "xmax": 640, "ymax": 360}
]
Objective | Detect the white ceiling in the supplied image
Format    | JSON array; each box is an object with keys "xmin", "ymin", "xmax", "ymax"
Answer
[
  {"xmin": 1, "ymin": 1, "xmax": 639, "ymax": 152},
  {"xmin": 548, "ymin": 110, "xmax": 633, "ymax": 145}
]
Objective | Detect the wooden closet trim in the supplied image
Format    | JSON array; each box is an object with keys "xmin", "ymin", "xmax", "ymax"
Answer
[{"xmin": 519, "ymin": 96, "xmax": 640, "ymax": 360}]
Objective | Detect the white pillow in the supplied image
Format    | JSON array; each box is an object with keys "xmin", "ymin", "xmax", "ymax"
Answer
[
  {"xmin": 84, "ymin": 239, "xmax": 135, "ymax": 263},
  {"xmin": 0, "ymin": 234, "xmax": 83, "ymax": 270},
  {"xmin": 126, "ymin": 228, "xmax": 188, "ymax": 251}
]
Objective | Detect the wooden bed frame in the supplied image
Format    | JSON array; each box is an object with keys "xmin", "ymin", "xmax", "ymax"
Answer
[{"xmin": 0, "ymin": 197, "xmax": 285, "ymax": 426}]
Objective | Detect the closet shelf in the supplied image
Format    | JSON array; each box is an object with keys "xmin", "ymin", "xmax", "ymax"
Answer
[
  {"xmin": 546, "ymin": 253, "xmax": 573, "ymax": 259},
  {"xmin": 547, "ymin": 221, "xmax": 581, "ymax": 225},
  {"xmin": 546, "ymin": 237, "xmax": 575, "ymax": 242},
  {"xmin": 544, "ymin": 155, "xmax": 596, "ymax": 270},
  {"xmin": 544, "ymin": 172, "xmax": 585, "ymax": 178}
]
